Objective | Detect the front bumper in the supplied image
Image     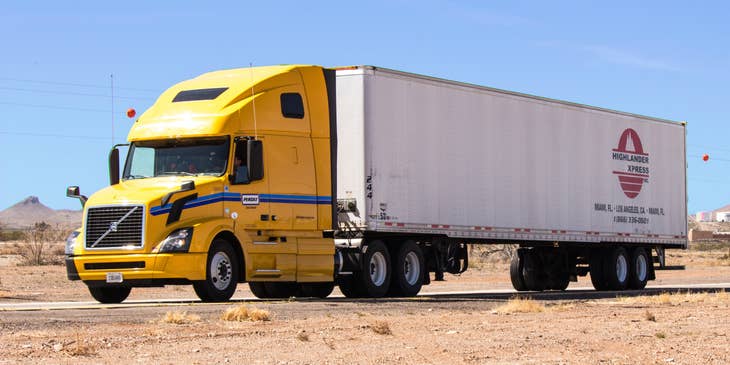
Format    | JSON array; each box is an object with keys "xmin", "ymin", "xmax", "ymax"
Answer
[{"xmin": 66, "ymin": 252, "xmax": 207, "ymax": 284}]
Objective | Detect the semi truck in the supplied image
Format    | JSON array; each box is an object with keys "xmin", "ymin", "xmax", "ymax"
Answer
[{"xmin": 65, "ymin": 65, "xmax": 687, "ymax": 303}]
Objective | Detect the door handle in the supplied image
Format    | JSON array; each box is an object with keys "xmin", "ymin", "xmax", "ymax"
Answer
[{"xmin": 260, "ymin": 214, "xmax": 269, "ymax": 221}]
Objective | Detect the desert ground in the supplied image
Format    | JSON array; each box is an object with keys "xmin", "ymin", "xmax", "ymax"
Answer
[{"xmin": 1, "ymin": 243, "xmax": 729, "ymax": 364}]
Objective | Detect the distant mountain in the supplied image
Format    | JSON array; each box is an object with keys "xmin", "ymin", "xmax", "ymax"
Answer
[{"xmin": 0, "ymin": 196, "xmax": 82, "ymax": 229}]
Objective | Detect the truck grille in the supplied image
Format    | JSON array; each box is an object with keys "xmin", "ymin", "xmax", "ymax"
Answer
[{"xmin": 85, "ymin": 205, "xmax": 144, "ymax": 249}]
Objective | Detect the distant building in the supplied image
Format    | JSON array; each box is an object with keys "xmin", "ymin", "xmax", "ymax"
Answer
[
  {"xmin": 696, "ymin": 211, "xmax": 713, "ymax": 222},
  {"xmin": 717, "ymin": 212, "xmax": 730, "ymax": 222}
]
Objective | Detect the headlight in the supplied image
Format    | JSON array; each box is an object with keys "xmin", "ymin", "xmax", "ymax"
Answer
[
  {"xmin": 65, "ymin": 230, "xmax": 80, "ymax": 255},
  {"xmin": 154, "ymin": 228, "xmax": 193, "ymax": 253}
]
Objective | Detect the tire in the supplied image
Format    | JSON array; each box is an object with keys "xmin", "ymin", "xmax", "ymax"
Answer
[
  {"xmin": 628, "ymin": 247, "xmax": 650, "ymax": 290},
  {"xmin": 360, "ymin": 240, "xmax": 391, "ymax": 298},
  {"xmin": 337, "ymin": 275, "xmax": 365, "ymax": 298},
  {"xmin": 522, "ymin": 250, "xmax": 544, "ymax": 291},
  {"xmin": 388, "ymin": 241, "xmax": 424, "ymax": 297},
  {"xmin": 263, "ymin": 282, "xmax": 299, "ymax": 298},
  {"xmin": 547, "ymin": 273, "xmax": 570, "ymax": 291},
  {"xmin": 603, "ymin": 247, "xmax": 630, "ymax": 291},
  {"xmin": 298, "ymin": 282, "xmax": 335, "ymax": 298},
  {"xmin": 590, "ymin": 248, "xmax": 609, "ymax": 291},
  {"xmin": 248, "ymin": 282, "xmax": 269, "ymax": 299},
  {"xmin": 88, "ymin": 286, "xmax": 131, "ymax": 304},
  {"xmin": 510, "ymin": 251, "xmax": 528, "ymax": 291},
  {"xmin": 193, "ymin": 239, "xmax": 239, "ymax": 302}
]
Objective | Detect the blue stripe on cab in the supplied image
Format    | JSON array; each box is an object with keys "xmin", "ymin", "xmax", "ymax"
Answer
[{"xmin": 149, "ymin": 192, "xmax": 331, "ymax": 216}]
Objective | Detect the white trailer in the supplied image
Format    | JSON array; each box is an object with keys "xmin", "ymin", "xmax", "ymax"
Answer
[{"xmin": 333, "ymin": 66, "xmax": 687, "ymax": 295}]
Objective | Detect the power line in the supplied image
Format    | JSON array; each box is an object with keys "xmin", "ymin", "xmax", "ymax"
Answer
[
  {"xmin": 0, "ymin": 76, "xmax": 159, "ymax": 92},
  {"xmin": 687, "ymin": 144, "xmax": 730, "ymax": 153},
  {"xmin": 0, "ymin": 131, "xmax": 110, "ymax": 140},
  {"xmin": 0, "ymin": 86, "xmax": 152, "ymax": 100},
  {"xmin": 688, "ymin": 177, "xmax": 729, "ymax": 184},
  {"xmin": 0, "ymin": 101, "xmax": 108, "ymax": 113}
]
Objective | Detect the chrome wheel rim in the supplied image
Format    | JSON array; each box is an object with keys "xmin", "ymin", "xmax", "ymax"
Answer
[
  {"xmin": 369, "ymin": 252, "xmax": 387, "ymax": 287},
  {"xmin": 635, "ymin": 254, "xmax": 647, "ymax": 282},
  {"xmin": 211, "ymin": 251, "xmax": 232, "ymax": 291},
  {"xmin": 404, "ymin": 251, "xmax": 420, "ymax": 286},
  {"xmin": 616, "ymin": 254, "xmax": 628, "ymax": 283}
]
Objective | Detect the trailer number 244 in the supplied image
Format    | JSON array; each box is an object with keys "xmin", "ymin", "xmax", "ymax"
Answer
[{"xmin": 366, "ymin": 175, "xmax": 373, "ymax": 199}]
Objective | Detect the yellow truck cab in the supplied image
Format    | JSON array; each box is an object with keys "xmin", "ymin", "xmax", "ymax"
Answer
[{"xmin": 66, "ymin": 65, "xmax": 338, "ymax": 303}]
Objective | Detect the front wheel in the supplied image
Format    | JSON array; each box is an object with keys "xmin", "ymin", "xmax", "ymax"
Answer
[
  {"xmin": 193, "ymin": 239, "xmax": 239, "ymax": 302},
  {"xmin": 88, "ymin": 286, "xmax": 131, "ymax": 304}
]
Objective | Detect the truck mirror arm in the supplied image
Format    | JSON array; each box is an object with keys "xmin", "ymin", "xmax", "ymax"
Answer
[{"xmin": 66, "ymin": 186, "xmax": 88, "ymax": 208}]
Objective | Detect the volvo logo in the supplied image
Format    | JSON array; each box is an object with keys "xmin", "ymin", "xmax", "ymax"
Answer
[{"xmin": 109, "ymin": 222, "xmax": 119, "ymax": 232}]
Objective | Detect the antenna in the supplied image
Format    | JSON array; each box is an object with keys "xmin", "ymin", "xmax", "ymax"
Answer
[
  {"xmin": 249, "ymin": 63, "xmax": 258, "ymax": 139},
  {"xmin": 110, "ymin": 74, "xmax": 115, "ymax": 144}
]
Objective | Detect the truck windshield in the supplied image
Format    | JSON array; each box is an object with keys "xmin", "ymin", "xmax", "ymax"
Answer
[{"xmin": 123, "ymin": 137, "xmax": 230, "ymax": 179}]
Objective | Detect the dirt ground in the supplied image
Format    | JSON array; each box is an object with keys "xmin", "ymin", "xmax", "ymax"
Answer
[{"xmin": 1, "ymin": 243, "xmax": 729, "ymax": 364}]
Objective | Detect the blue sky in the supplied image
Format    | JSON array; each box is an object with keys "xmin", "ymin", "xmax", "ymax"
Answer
[{"xmin": 0, "ymin": 1, "xmax": 727, "ymax": 213}]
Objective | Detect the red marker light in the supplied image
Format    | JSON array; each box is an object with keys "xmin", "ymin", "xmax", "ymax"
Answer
[
  {"xmin": 127, "ymin": 108, "xmax": 136, "ymax": 118},
  {"xmin": 702, "ymin": 154, "xmax": 709, "ymax": 162}
]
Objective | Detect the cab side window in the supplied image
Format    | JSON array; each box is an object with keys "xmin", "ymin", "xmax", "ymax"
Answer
[{"xmin": 280, "ymin": 93, "xmax": 304, "ymax": 119}]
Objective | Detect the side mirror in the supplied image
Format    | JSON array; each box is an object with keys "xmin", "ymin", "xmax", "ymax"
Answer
[
  {"xmin": 108, "ymin": 143, "xmax": 130, "ymax": 185},
  {"xmin": 66, "ymin": 186, "xmax": 88, "ymax": 208},
  {"xmin": 66, "ymin": 186, "xmax": 80, "ymax": 197},
  {"xmin": 247, "ymin": 140, "xmax": 264, "ymax": 181}
]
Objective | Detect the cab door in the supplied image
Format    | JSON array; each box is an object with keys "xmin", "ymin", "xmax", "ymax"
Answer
[
  {"xmin": 226, "ymin": 137, "xmax": 282, "ymax": 280},
  {"xmin": 226, "ymin": 137, "xmax": 269, "ymax": 230}
]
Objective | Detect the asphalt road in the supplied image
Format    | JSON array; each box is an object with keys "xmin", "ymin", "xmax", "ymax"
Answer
[{"xmin": 1, "ymin": 282, "xmax": 728, "ymax": 315}]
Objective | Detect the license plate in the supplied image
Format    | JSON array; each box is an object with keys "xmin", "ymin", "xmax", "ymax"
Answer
[{"xmin": 106, "ymin": 272, "xmax": 123, "ymax": 283}]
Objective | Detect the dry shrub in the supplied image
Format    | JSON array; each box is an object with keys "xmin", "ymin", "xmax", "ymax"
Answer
[
  {"xmin": 547, "ymin": 302, "xmax": 576, "ymax": 312},
  {"xmin": 158, "ymin": 310, "xmax": 201, "ymax": 324},
  {"xmin": 495, "ymin": 297, "xmax": 545, "ymax": 314},
  {"xmin": 644, "ymin": 310, "xmax": 656, "ymax": 322},
  {"xmin": 370, "ymin": 320, "xmax": 392, "ymax": 335},
  {"xmin": 655, "ymin": 332, "xmax": 667, "ymax": 339},
  {"xmin": 221, "ymin": 305, "xmax": 270, "ymax": 322},
  {"xmin": 16, "ymin": 222, "xmax": 69, "ymax": 266},
  {"xmin": 64, "ymin": 332, "xmax": 96, "ymax": 357},
  {"xmin": 618, "ymin": 291, "xmax": 728, "ymax": 306},
  {"xmin": 717, "ymin": 290, "xmax": 729, "ymax": 301},
  {"xmin": 296, "ymin": 330, "xmax": 310, "ymax": 342}
]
